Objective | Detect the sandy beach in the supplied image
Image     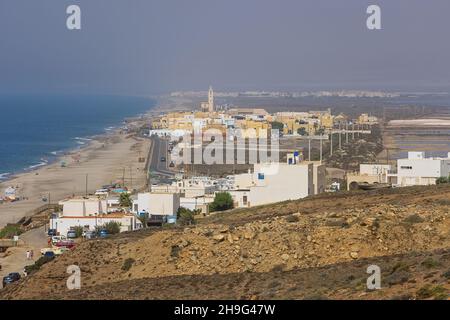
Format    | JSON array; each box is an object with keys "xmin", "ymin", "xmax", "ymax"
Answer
[{"xmin": 0, "ymin": 131, "xmax": 151, "ymax": 228}]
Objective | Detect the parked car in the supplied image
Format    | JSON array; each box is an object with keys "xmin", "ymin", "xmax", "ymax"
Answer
[
  {"xmin": 67, "ymin": 230, "xmax": 77, "ymax": 239},
  {"xmin": 84, "ymin": 231, "xmax": 96, "ymax": 239},
  {"xmin": 43, "ymin": 251, "xmax": 55, "ymax": 259},
  {"xmin": 160, "ymin": 156, "xmax": 166, "ymax": 162},
  {"xmin": 54, "ymin": 240, "xmax": 76, "ymax": 249},
  {"xmin": 51, "ymin": 235, "xmax": 66, "ymax": 245},
  {"xmin": 98, "ymin": 229, "xmax": 109, "ymax": 238},
  {"xmin": 41, "ymin": 247, "xmax": 53, "ymax": 255},
  {"xmin": 41, "ymin": 247, "xmax": 69, "ymax": 256},
  {"xmin": 47, "ymin": 229, "xmax": 57, "ymax": 237},
  {"xmin": 2, "ymin": 272, "xmax": 21, "ymax": 287}
]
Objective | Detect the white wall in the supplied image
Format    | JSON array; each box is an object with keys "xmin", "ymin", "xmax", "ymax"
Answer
[
  {"xmin": 229, "ymin": 190, "xmax": 251, "ymax": 208},
  {"xmin": 248, "ymin": 163, "xmax": 313, "ymax": 206},
  {"xmin": 180, "ymin": 196, "xmax": 213, "ymax": 213},
  {"xmin": 313, "ymin": 164, "xmax": 326, "ymax": 195},
  {"xmin": 51, "ymin": 215, "xmax": 136, "ymax": 236},
  {"xmin": 304, "ymin": 161, "xmax": 326, "ymax": 195},
  {"xmin": 396, "ymin": 158, "xmax": 450, "ymax": 186},
  {"xmin": 134, "ymin": 192, "xmax": 180, "ymax": 216},
  {"xmin": 61, "ymin": 198, "xmax": 108, "ymax": 217},
  {"xmin": 360, "ymin": 164, "xmax": 391, "ymax": 176}
]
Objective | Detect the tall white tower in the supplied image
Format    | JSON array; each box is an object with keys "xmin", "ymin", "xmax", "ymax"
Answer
[{"xmin": 208, "ymin": 86, "xmax": 214, "ymax": 112}]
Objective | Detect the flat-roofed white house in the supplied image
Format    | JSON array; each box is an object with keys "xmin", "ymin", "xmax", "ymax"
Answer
[
  {"xmin": 392, "ymin": 152, "xmax": 450, "ymax": 187},
  {"xmin": 180, "ymin": 196, "xmax": 214, "ymax": 214},
  {"xmin": 132, "ymin": 192, "xmax": 180, "ymax": 224},
  {"xmin": 50, "ymin": 213, "xmax": 138, "ymax": 237},
  {"xmin": 152, "ymin": 177, "xmax": 217, "ymax": 198},
  {"xmin": 59, "ymin": 197, "xmax": 108, "ymax": 217},
  {"xmin": 51, "ymin": 196, "xmax": 138, "ymax": 236},
  {"xmin": 230, "ymin": 161, "xmax": 315, "ymax": 207}
]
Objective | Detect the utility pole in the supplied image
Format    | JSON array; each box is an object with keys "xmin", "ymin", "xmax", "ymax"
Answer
[
  {"xmin": 330, "ymin": 133, "xmax": 333, "ymax": 156},
  {"xmin": 339, "ymin": 130, "xmax": 342, "ymax": 149},
  {"xmin": 308, "ymin": 138, "xmax": 311, "ymax": 161},
  {"xmin": 346, "ymin": 122, "xmax": 349, "ymax": 144},
  {"xmin": 85, "ymin": 174, "xmax": 88, "ymax": 197},
  {"xmin": 129, "ymin": 165, "xmax": 133, "ymax": 191},
  {"xmin": 320, "ymin": 135, "xmax": 323, "ymax": 163}
]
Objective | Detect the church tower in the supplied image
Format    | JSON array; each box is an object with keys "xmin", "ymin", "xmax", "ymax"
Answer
[{"xmin": 208, "ymin": 86, "xmax": 214, "ymax": 112}]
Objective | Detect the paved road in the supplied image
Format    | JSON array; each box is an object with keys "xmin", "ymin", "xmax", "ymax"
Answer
[
  {"xmin": 148, "ymin": 137, "xmax": 175, "ymax": 183},
  {"xmin": 0, "ymin": 226, "xmax": 47, "ymax": 288}
]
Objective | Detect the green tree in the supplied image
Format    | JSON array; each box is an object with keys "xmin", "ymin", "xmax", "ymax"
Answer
[
  {"xmin": 270, "ymin": 121, "xmax": 284, "ymax": 131},
  {"xmin": 0, "ymin": 224, "xmax": 23, "ymax": 239},
  {"xmin": 316, "ymin": 128, "xmax": 325, "ymax": 135},
  {"xmin": 102, "ymin": 221, "xmax": 122, "ymax": 234},
  {"xmin": 177, "ymin": 207, "xmax": 196, "ymax": 226},
  {"xmin": 436, "ymin": 176, "xmax": 450, "ymax": 184},
  {"xmin": 72, "ymin": 226, "xmax": 84, "ymax": 238},
  {"xmin": 210, "ymin": 192, "xmax": 234, "ymax": 212},
  {"xmin": 136, "ymin": 211, "xmax": 149, "ymax": 229},
  {"xmin": 119, "ymin": 193, "xmax": 132, "ymax": 208},
  {"xmin": 297, "ymin": 127, "xmax": 307, "ymax": 136}
]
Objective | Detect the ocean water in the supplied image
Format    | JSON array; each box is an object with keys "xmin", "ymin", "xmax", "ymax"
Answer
[{"xmin": 0, "ymin": 95, "xmax": 154, "ymax": 180}]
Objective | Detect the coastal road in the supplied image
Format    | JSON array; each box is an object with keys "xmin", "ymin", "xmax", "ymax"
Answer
[{"xmin": 148, "ymin": 137, "xmax": 175, "ymax": 181}]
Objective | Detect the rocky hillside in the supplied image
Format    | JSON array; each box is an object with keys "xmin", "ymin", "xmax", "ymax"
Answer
[{"xmin": 2, "ymin": 185, "xmax": 450, "ymax": 299}]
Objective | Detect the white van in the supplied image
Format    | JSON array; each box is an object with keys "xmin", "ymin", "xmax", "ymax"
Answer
[{"xmin": 51, "ymin": 235, "xmax": 66, "ymax": 245}]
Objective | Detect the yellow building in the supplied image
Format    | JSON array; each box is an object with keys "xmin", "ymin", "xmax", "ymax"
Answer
[
  {"xmin": 235, "ymin": 119, "xmax": 270, "ymax": 137},
  {"xmin": 319, "ymin": 113, "xmax": 334, "ymax": 129},
  {"xmin": 357, "ymin": 113, "xmax": 378, "ymax": 124}
]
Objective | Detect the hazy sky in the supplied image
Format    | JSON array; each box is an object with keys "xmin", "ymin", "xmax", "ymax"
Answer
[{"xmin": 1, "ymin": 0, "xmax": 450, "ymax": 95}]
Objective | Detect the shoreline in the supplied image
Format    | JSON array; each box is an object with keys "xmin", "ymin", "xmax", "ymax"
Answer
[
  {"xmin": 0, "ymin": 110, "xmax": 155, "ymax": 229},
  {"xmin": 0, "ymin": 95, "xmax": 185, "ymax": 229},
  {"xmin": 0, "ymin": 112, "xmax": 149, "ymax": 185},
  {"xmin": 0, "ymin": 129, "xmax": 152, "ymax": 228}
]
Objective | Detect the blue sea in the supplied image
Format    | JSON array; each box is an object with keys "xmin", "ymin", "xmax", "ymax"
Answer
[{"xmin": 0, "ymin": 95, "xmax": 154, "ymax": 180}]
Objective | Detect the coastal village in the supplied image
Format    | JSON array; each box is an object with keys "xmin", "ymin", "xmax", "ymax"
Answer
[{"xmin": 1, "ymin": 88, "xmax": 450, "ymax": 296}]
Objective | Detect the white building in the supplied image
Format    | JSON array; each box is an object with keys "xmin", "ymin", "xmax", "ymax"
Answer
[
  {"xmin": 200, "ymin": 86, "xmax": 215, "ymax": 112},
  {"xmin": 151, "ymin": 177, "xmax": 218, "ymax": 198},
  {"xmin": 347, "ymin": 164, "xmax": 392, "ymax": 190},
  {"xmin": 208, "ymin": 86, "xmax": 214, "ymax": 112},
  {"xmin": 132, "ymin": 192, "xmax": 180, "ymax": 219},
  {"xmin": 59, "ymin": 197, "xmax": 108, "ymax": 216},
  {"xmin": 51, "ymin": 197, "xmax": 138, "ymax": 236},
  {"xmin": 148, "ymin": 129, "xmax": 190, "ymax": 138},
  {"xmin": 180, "ymin": 196, "xmax": 214, "ymax": 215},
  {"xmin": 3, "ymin": 187, "xmax": 16, "ymax": 200},
  {"xmin": 393, "ymin": 152, "xmax": 450, "ymax": 187},
  {"xmin": 50, "ymin": 214, "xmax": 138, "ymax": 237},
  {"xmin": 360, "ymin": 164, "xmax": 392, "ymax": 176},
  {"xmin": 230, "ymin": 162, "xmax": 314, "ymax": 207}
]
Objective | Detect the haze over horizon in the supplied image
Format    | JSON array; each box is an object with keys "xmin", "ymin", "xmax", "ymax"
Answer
[{"xmin": 1, "ymin": 0, "xmax": 450, "ymax": 96}]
